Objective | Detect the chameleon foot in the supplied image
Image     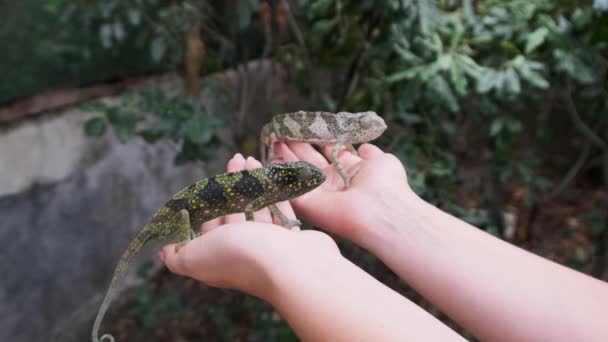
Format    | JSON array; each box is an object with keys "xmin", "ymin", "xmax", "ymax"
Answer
[{"xmin": 270, "ymin": 204, "xmax": 301, "ymax": 230}]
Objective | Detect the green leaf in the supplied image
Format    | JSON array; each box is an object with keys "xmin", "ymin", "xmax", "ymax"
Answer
[
  {"xmin": 429, "ymin": 75, "xmax": 459, "ymax": 112},
  {"xmin": 150, "ymin": 37, "xmax": 166, "ymax": 62},
  {"xmin": 312, "ymin": 18, "xmax": 337, "ymax": 36},
  {"xmin": 394, "ymin": 45, "xmax": 422, "ymax": 64},
  {"xmin": 502, "ymin": 68, "xmax": 521, "ymax": 94},
  {"xmin": 572, "ymin": 7, "xmax": 592, "ymax": 30},
  {"xmin": 524, "ymin": 27, "xmax": 548, "ymax": 53},
  {"xmin": 489, "ymin": 118, "xmax": 503, "ymax": 137},
  {"xmin": 80, "ymin": 101, "xmax": 107, "ymax": 113},
  {"xmin": 386, "ymin": 67, "xmax": 421, "ymax": 83},
  {"xmin": 449, "ymin": 60, "xmax": 467, "ymax": 96},
  {"xmin": 184, "ymin": 112, "xmax": 214, "ymax": 144},
  {"xmin": 397, "ymin": 112, "xmax": 422, "ymax": 124},
  {"xmin": 476, "ymin": 70, "xmax": 497, "ymax": 94},
  {"xmin": 83, "ymin": 117, "xmax": 106, "ymax": 137}
]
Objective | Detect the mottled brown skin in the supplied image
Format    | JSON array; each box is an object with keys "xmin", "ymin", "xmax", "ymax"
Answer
[
  {"xmin": 92, "ymin": 161, "xmax": 325, "ymax": 342},
  {"xmin": 260, "ymin": 111, "xmax": 387, "ymax": 188}
]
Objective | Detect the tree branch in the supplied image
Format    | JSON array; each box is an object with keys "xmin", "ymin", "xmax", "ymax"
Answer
[
  {"xmin": 279, "ymin": 0, "xmax": 316, "ymax": 99},
  {"xmin": 565, "ymin": 83, "xmax": 608, "ymax": 152},
  {"xmin": 548, "ymin": 139, "xmax": 592, "ymax": 199}
]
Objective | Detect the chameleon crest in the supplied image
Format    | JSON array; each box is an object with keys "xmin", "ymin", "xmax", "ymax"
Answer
[
  {"xmin": 92, "ymin": 161, "xmax": 325, "ymax": 342},
  {"xmin": 260, "ymin": 110, "xmax": 387, "ymax": 187}
]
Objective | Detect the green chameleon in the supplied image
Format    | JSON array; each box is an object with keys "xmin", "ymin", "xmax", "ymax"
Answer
[
  {"xmin": 92, "ymin": 161, "xmax": 325, "ymax": 342},
  {"xmin": 260, "ymin": 111, "xmax": 387, "ymax": 188}
]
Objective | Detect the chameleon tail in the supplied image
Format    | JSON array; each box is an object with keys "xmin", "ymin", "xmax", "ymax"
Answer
[{"xmin": 92, "ymin": 227, "xmax": 155, "ymax": 342}]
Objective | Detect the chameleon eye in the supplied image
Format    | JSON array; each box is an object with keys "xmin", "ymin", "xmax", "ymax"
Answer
[
  {"xmin": 360, "ymin": 115, "xmax": 374, "ymax": 129},
  {"xmin": 298, "ymin": 167, "xmax": 313, "ymax": 180}
]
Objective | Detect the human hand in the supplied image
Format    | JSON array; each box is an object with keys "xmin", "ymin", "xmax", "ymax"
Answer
[
  {"xmin": 274, "ymin": 142, "xmax": 419, "ymax": 246},
  {"xmin": 159, "ymin": 154, "xmax": 340, "ymax": 300}
]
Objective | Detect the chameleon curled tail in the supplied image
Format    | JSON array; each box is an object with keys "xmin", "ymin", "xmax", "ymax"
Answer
[
  {"xmin": 91, "ymin": 161, "xmax": 325, "ymax": 341},
  {"xmin": 92, "ymin": 229, "xmax": 154, "ymax": 342}
]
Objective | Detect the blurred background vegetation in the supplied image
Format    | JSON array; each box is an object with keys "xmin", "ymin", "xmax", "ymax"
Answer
[{"xmin": 2, "ymin": 0, "xmax": 607, "ymax": 340}]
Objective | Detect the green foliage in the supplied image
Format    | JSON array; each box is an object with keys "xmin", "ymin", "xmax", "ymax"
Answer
[
  {"xmin": 82, "ymin": 80, "xmax": 233, "ymax": 164},
  {"xmin": 131, "ymin": 261, "xmax": 183, "ymax": 329},
  {"xmin": 0, "ymin": 0, "xmax": 170, "ymax": 103},
  {"xmin": 295, "ymin": 0, "xmax": 607, "ymax": 222}
]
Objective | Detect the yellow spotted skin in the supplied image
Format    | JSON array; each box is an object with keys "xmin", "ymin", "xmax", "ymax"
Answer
[{"xmin": 92, "ymin": 161, "xmax": 325, "ymax": 342}]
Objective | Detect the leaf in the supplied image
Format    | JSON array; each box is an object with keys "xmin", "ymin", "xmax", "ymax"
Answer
[
  {"xmin": 84, "ymin": 117, "xmax": 107, "ymax": 137},
  {"xmin": 127, "ymin": 9, "xmax": 142, "ymax": 25},
  {"xmin": 184, "ymin": 112, "xmax": 214, "ymax": 144},
  {"xmin": 449, "ymin": 59, "xmax": 467, "ymax": 96},
  {"xmin": 572, "ymin": 7, "xmax": 592, "ymax": 30},
  {"xmin": 394, "ymin": 45, "xmax": 422, "ymax": 64},
  {"xmin": 489, "ymin": 118, "xmax": 503, "ymax": 137},
  {"xmin": 524, "ymin": 27, "xmax": 548, "ymax": 53},
  {"xmin": 235, "ymin": 0, "xmax": 258, "ymax": 30},
  {"xmin": 312, "ymin": 18, "xmax": 337, "ymax": 36},
  {"xmin": 150, "ymin": 37, "xmax": 166, "ymax": 62},
  {"xmin": 112, "ymin": 21, "xmax": 126, "ymax": 42},
  {"xmin": 397, "ymin": 112, "xmax": 422, "ymax": 124},
  {"xmin": 429, "ymin": 75, "xmax": 459, "ymax": 112},
  {"xmin": 385, "ymin": 67, "xmax": 421, "ymax": 83},
  {"xmin": 502, "ymin": 68, "xmax": 521, "ymax": 94},
  {"xmin": 505, "ymin": 117, "xmax": 522, "ymax": 133},
  {"xmin": 476, "ymin": 70, "xmax": 497, "ymax": 94},
  {"xmin": 80, "ymin": 101, "xmax": 107, "ymax": 113},
  {"xmin": 320, "ymin": 92, "xmax": 336, "ymax": 111},
  {"xmin": 99, "ymin": 24, "xmax": 113, "ymax": 48}
]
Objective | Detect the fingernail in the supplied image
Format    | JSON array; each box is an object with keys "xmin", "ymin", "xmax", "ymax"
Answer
[
  {"xmin": 246, "ymin": 156, "xmax": 255, "ymax": 162},
  {"xmin": 234, "ymin": 153, "xmax": 244, "ymax": 160}
]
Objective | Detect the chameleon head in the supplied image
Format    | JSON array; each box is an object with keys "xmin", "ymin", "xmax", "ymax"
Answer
[
  {"xmin": 336, "ymin": 111, "xmax": 387, "ymax": 143},
  {"xmin": 264, "ymin": 161, "xmax": 326, "ymax": 199}
]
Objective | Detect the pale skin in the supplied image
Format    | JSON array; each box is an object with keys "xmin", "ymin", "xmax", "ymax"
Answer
[{"xmin": 160, "ymin": 143, "xmax": 608, "ymax": 341}]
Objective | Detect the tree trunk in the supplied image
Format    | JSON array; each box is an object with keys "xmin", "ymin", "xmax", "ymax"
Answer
[{"xmin": 184, "ymin": 19, "xmax": 205, "ymax": 97}]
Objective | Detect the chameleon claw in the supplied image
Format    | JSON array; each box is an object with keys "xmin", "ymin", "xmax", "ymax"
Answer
[
  {"xmin": 174, "ymin": 241, "xmax": 188, "ymax": 253},
  {"xmin": 284, "ymin": 219, "xmax": 301, "ymax": 229}
]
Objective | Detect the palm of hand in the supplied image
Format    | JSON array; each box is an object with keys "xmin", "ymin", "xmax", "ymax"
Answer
[{"xmin": 275, "ymin": 142, "xmax": 409, "ymax": 238}]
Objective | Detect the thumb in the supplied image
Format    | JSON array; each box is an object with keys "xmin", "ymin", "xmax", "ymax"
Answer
[{"xmin": 358, "ymin": 143, "xmax": 384, "ymax": 160}]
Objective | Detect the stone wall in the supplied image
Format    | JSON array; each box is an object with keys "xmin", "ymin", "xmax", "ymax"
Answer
[{"xmin": 0, "ymin": 61, "xmax": 306, "ymax": 342}]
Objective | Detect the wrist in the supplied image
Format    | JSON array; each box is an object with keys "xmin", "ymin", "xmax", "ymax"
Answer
[
  {"xmin": 352, "ymin": 189, "xmax": 428, "ymax": 252},
  {"xmin": 261, "ymin": 230, "xmax": 344, "ymax": 304}
]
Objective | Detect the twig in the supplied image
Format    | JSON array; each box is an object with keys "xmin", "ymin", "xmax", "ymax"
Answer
[
  {"xmin": 565, "ymin": 82, "xmax": 608, "ymax": 152},
  {"xmin": 548, "ymin": 139, "xmax": 592, "ymax": 199},
  {"xmin": 131, "ymin": 0, "xmax": 183, "ymax": 44},
  {"xmin": 336, "ymin": 12, "xmax": 381, "ymax": 110},
  {"xmin": 279, "ymin": 0, "xmax": 316, "ymax": 99}
]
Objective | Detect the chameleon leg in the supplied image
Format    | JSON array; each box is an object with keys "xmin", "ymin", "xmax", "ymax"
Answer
[
  {"xmin": 331, "ymin": 144, "xmax": 351, "ymax": 188},
  {"xmin": 174, "ymin": 209, "xmax": 193, "ymax": 253},
  {"xmin": 346, "ymin": 144, "xmax": 358, "ymax": 156},
  {"xmin": 269, "ymin": 204, "xmax": 301, "ymax": 230}
]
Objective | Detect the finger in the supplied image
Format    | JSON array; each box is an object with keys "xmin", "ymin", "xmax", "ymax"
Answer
[
  {"xmin": 160, "ymin": 243, "xmax": 193, "ymax": 276},
  {"xmin": 274, "ymin": 142, "xmax": 299, "ymax": 162},
  {"xmin": 287, "ymin": 142, "xmax": 330, "ymax": 168},
  {"xmin": 227, "ymin": 153, "xmax": 246, "ymax": 171},
  {"xmin": 358, "ymin": 143, "xmax": 384, "ymax": 160},
  {"xmin": 200, "ymin": 217, "xmax": 223, "ymax": 234}
]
